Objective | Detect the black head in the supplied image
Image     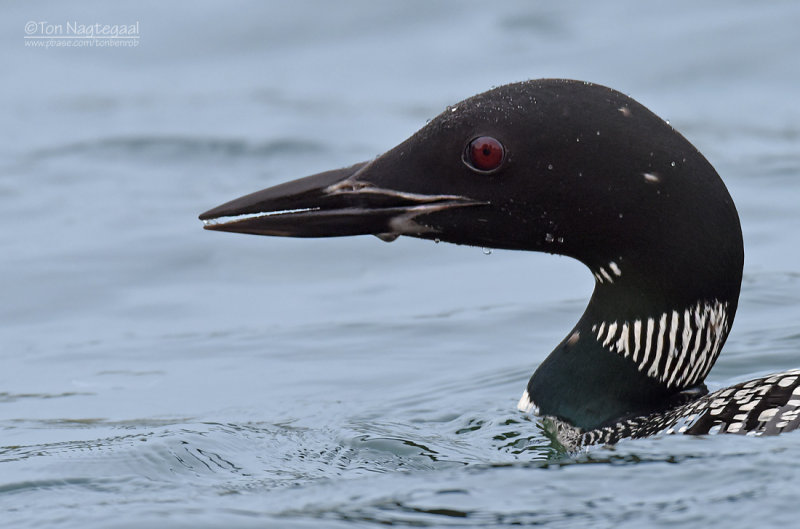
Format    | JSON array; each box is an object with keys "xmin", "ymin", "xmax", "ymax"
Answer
[{"xmin": 201, "ymin": 79, "xmax": 744, "ymax": 430}]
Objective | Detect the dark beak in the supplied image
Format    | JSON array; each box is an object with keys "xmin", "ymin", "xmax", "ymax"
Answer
[{"xmin": 199, "ymin": 161, "xmax": 485, "ymax": 240}]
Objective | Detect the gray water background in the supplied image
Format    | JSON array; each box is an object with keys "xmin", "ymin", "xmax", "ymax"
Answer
[{"xmin": 2, "ymin": 1, "xmax": 800, "ymax": 527}]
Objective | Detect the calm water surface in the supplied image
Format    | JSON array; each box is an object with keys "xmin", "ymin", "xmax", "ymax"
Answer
[{"xmin": 2, "ymin": 1, "xmax": 800, "ymax": 527}]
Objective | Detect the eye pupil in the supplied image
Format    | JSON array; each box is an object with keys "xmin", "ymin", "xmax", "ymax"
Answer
[{"xmin": 465, "ymin": 136, "xmax": 504, "ymax": 172}]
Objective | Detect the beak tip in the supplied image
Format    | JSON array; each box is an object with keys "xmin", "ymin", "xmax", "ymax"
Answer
[
  {"xmin": 201, "ymin": 220, "xmax": 231, "ymax": 232},
  {"xmin": 199, "ymin": 208, "xmax": 218, "ymax": 221}
]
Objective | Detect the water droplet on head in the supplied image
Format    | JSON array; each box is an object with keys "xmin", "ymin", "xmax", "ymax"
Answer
[
  {"xmin": 671, "ymin": 161, "xmax": 676, "ymax": 167},
  {"xmin": 666, "ymin": 120, "xmax": 671, "ymax": 125},
  {"xmin": 643, "ymin": 172, "xmax": 661, "ymax": 183},
  {"xmin": 545, "ymin": 233, "xmax": 554, "ymax": 243},
  {"xmin": 482, "ymin": 247, "xmax": 493, "ymax": 255},
  {"xmin": 434, "ymin": 238, "xmax": 441, "ymax": 244},
  {"xmin": 596, "ymin": 130, "xmax": 600, "ymax": 136},
  {"xmin": 557, "ymin": 236, "xmax": 564, "ymax": 244},
  {"xmin": 547, "ymin": 164, "xmax": 553, "ymax": 170}
]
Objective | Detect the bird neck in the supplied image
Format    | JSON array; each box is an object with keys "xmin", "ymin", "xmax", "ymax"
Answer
[{"xmin": 527, "ymin": 259, "xmax": 741, "ymax": 431}]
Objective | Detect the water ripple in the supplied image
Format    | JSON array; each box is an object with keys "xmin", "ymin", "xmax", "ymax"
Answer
[{"xmin": 26, "ymin": 136, "xmax": 326, "ymax": 162}]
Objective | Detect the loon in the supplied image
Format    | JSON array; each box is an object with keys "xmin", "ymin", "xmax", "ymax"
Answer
[{"xmin": 199, "ymin": 79, "xmax": 800, "ymax": 447}]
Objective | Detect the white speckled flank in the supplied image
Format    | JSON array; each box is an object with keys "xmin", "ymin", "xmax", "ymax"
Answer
[
  {"xmin": 567, "ymin": 369, "xmax": 800, "ymax": 448},
  {"xmin": 591, "ymin": 300, "xmax": 730, "ymax": 388},
  {"xmin": 660, "ymin": 369, "xmax": 800, "ymax": 436}
]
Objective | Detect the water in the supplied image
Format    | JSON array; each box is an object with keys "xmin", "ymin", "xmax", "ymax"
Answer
[{"xmin": 2, "ymin": 1, "xmax": 800, "ymax": 527}]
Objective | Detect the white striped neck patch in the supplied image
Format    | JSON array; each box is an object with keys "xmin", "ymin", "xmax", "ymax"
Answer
[
  {"xmin": 589, "ymin": 299, "xmax": 730, "ymax": 389},
  {"xmin": 593, "ymin": 260, "xmax": 623, "ymax": 284}
]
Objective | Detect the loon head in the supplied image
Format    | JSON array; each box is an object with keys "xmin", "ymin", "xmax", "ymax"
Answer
[{"xmin": 200, "ymin": 79, "xmax": 744, "ymax": 431}]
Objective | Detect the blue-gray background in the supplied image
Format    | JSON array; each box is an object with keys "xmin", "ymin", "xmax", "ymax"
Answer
[{"xmin": 2, "ymin": 2, "xmax": 800, "ymax": 527}]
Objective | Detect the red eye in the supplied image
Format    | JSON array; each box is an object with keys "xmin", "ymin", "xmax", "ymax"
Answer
[{"xmin": 464, "ymin": 136, "xmax": 505, "ymax": 172}]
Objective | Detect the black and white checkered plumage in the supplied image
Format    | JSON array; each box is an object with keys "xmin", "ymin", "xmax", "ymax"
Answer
[{"xmin": 565, "ymin": 370, "xmax": 800, "ymax": 447}]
